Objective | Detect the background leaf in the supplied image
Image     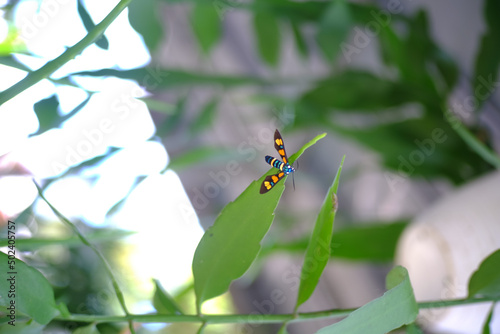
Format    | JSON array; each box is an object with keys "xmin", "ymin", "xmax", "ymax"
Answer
[
  {"xmin": 0, "ymin": 252, "xmax": 59, "ymax": 325},
  {"xmin": 468, "ymin": 249, "xmax": 500, "ymax": 298},
  {"xmin": 262, "ymin": 221, "xmax": 407, "ymax": 262},
  {"xmin": 33, "ymin": 95, "xmax": 60, "ymax": 135},
  {"xmin": 315, "ymin": 0, "xmax": 351, "ymax": 62},
  {"xmin": 330, "ymin": 222, "xmax": 408, "ymax": 261},
  {"xmin": 315, "ymin": 266, "xmax": 418, "ymax": 334},
  {"xmin": 192, "ymin": 132, "xmax": 325, "ymax": 312},
  {"xmin": 295, "ymin": 156, "xmax": 344, "ymax": 311},
  {"xmin": 128, "ymin": 0, "xmax": 163, "ymax": 52},
  {"xmin": 473, "ymin": 0, "xmax": 500, "ymax": 110},
  {"xmin": 253, "ymin": 10, "xmax": 281, "ymax": 66},
  {"xmin": 77, "ymin": 0, "xmax": 109, "ymax": 49},
  {"xmin": 189, "ymin": 3, "xmax": 222, "ymax": 54},
  {"xmin": 152, "ymin": 279, "xmax": 184, "ymax": 314}
]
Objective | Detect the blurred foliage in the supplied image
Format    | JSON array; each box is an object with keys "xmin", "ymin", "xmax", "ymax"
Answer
[{"xmin": 1, "ymin": 0, "xmax": 500, "ymax": 332}]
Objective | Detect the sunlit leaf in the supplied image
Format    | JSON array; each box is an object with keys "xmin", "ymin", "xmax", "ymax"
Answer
[
  {"xmin": 192, "ymin": 132, "xmax": 326, "ymax": 312},
  {"xmin": 0, "ymin": 252, "xmax": 59, "ymax": 325},
  {"xmin": 316, "ymin": 266, "xmax": 418, "ymax": 334},
  {"xmin": 153, "ymin": 279, "xmax": 184, "ymax": 314}
]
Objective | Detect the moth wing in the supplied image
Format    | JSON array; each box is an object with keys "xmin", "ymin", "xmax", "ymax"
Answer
[{"xmin": 260, "ymin": 172, "xmax": 286, "ymax": 194}]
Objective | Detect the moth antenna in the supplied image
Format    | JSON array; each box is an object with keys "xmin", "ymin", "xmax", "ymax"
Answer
[{"xmin": 292, "ymin": 173, "xmax": 296, "ymax": 191}]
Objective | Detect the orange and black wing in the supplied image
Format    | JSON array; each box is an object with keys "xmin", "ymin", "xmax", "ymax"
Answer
[
  {"xmin": 260, "ymin": 171, "xmax": 286, "ymax": 194},
  {"xmin": 274, "ymin": 129, "xmax": 289, "ymax": 164}
]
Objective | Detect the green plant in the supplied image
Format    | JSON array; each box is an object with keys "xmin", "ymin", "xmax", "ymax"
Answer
[{"xmin": 1, "ymin": 0, "xmax": 500, "ymax": 333}]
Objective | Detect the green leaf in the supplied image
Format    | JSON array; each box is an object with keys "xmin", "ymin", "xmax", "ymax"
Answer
[
  {"xmin": 33, "ymin": 95, "xmax": 60, "ymax": 135},
  {"xmin": 72, "ymin": 68, "xmax": 267, "ymax": 89},
  {"xmin": 300, "ymin": 71, "xmax": 415, "ymax": 111},
  {"xmin": 156, "ymin": 96, "xmax": 187, "ymax": 137},
  {"xmin": 0, "ymin": 252, "xmax": 59, "ymax": 325},
  {"xmin": 316, "ymin": 0, "xmax": 351, "ymax": 62},
  {"xmin": 190, "ymin": 4, "xmax": 222, "ymax": 54},
  {"xmin": 253, "ymin": 10, "xmax": 281, "ymax": 66},
  {"xmin": 433, "ymin": 49, "xmax": 459, "ymax": 92},
  {"xmin": 482, "ymin": 303, "xmax": 495, "ymax": 334},
  {"xmin": 77, "ymin": 0, "xmax": 109, "ymax": 49},
  {"xmin": 167, "ymin": 147, "xmax": 237, "ymax": 171},
  {"xmin": 316, "ymin": 266, "xmax": 418, "ymax": 334},
  {"xmin": 0, "ymin": 230, "xmax": 135, "ymax": 250},
  {"xmin": 192, "ymin": 132, "xmax": 326, "ymax": 312},
  {"xmin": 473, "ymin": 0, "xmax": 500, "ymax": 110},
  {"xmin": 128, "ymin": 0, "xmax": 163, "ymax": 52},
  {"xmin": 295, "ymin": 156, "xmax": 344, "ymax": 311},
  {"xmin": 0, "ymin": 318, "xmax": 44, "ymax": 334},
  {"xmin": 262, "ymin": 221, "xmax": 408, "ymax": 262},
  {"xmin": 290, "ymin": 20, "xmax": 308, "ymax": 58},
  {"xmin": 473, "ymin": 31, "xmax": 500, "ymax": 111},
  {"xmin": 406, "ymin": 322, "xmax": 424, "ymax": 334},
  {"xmin": 73, "ymin": 323, "xmax": 99, "ymax": 334},
  {"xmin": 468, "ymin": 249, "xmax": 500, "ymax": 298},
  {"xmin": 152, "ymin": 279, "xmax": 184, "ymax": 314},
  {"xmin": 190, "ymin": 97, "xmax": 219, "ymax": 134},
  {"xmin": 331, "ymin": 222, "xmax": 408, "ymax": 262}
]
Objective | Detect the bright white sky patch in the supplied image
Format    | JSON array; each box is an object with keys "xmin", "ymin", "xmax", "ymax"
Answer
[{"xmin": 1, "ymin": 0, "xmax": 200, "ymax": 304}]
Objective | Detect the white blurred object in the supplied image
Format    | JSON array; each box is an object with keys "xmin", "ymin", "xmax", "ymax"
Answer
[{"xmin": 396, "ymin": 171, "xmax": 500, "ymax": 333}]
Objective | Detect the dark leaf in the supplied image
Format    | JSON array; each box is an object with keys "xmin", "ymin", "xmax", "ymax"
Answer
[
  {"xmin": 128, "ymin": 0, "xmax": 163, "ymax": 52},
  {"xmin": 77, "ymin": 0, "xmax": 109, "ymax": 49}
]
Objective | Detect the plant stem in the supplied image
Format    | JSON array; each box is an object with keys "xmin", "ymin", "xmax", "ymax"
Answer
[
  {"xmin": 0, "ymin": 0, "xmax": 132, "ymax": 106},
  {"xmin": 54, "ymin": 297, "xmax": 499, "ymax": 326},
  {"xmin": 34, "ymin": 181, "xmax": 136, "ymax": 334}
]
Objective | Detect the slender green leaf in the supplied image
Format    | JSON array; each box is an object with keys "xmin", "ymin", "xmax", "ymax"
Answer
[
  {"xmin": 167, "ymin": 147, "xmax": 238, "ymax": 172},
  {"xmin": 156, "ymin": 95, "xmax": 187, "ymax": 137},
  {"xmin": 190, "ymin": 97, "xmax": 219, "ymax": 134},
  {"xmin": 331, "ymin": 222, "xmax": 408, "ymax": 262},
  {"xmin": 468, "ymin": 249, "xmax": 500, "ymax": 298},
  {"xmin": 300, "ymin": 71, "xmax": 415, "ymax": 111},
  {"xmin": 482, "ymin": 303, "xmax": 495, "ymax": 334},
  {"xmin": 128, "ymin": 0, "xmax": 163, "ymax": 52},
  {"xmin": 316, "ymin": 0, "xmax": 351, "ymax": 62},
  {"xmin": 192, "ymin": 132, "xmax": 326, "ymax": 312},
  {"xmin": 0, "ymin": 252, "xmax": 59, "ymax": 325},
  {"xmin": 77, "ymin": 0, "xmax": 109, "ymax": 49},
  {"xmin": 153, "ymin": 279, "xmax": 184, "ymax": 314},
  {"xmin": 71, "ymin": 68, "xmax": 267, "ymax": 89},
  {"xmin": 445, "ymin": 117, "xmax": 500, "ymax": 169},
  {"xmin": 277, "ymin": 323, "xmax": 289, "ymax": 334},
  {"xmin": 0, "ymin": 230, "xmax": 135, "ymax": 250},
  {"xmin": 253, "ymin": 10, "xmax": 281, "ymax": 66},
  {"xmin": 262, "ymin": 221, "xmax": 408, "ymax": 262},
  {"xmin": 295, "ymin": 156, "xmax": 345, "ymax": 311},
  {"xmin": 190, "ymin": 4, "xmax": 222, "ymax": 54},
  {"xmin": 316, "ymin": 266, "xmax": 418, "ymax": 334},
  {"xmin": 473, "ymin": 0, "xmax": 500, "ymax": 110},
  {"xmin": 290, "ymin": 21, "xmax": 308, "ymax": 58}
]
